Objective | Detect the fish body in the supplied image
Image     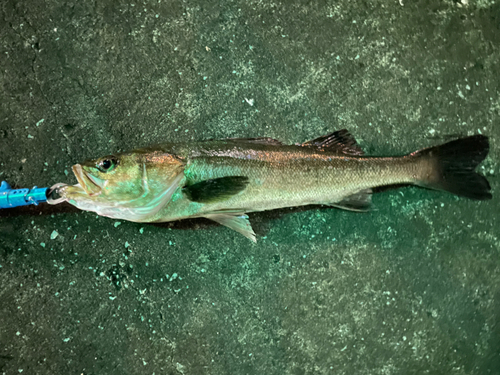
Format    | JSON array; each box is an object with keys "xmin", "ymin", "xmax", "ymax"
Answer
[{"xmin": 48, "ymin": 130, "xmax": 491, "ymax": 241}]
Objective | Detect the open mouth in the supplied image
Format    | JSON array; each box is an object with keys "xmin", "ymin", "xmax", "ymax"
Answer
[{"xmin": 72, "ymin": 164, "xmax": 103, "ymax": 196}]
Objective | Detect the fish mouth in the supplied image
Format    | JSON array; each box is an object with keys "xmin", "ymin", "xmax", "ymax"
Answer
[{"xmin": 72, "ymin": 164, "xmax": 104, "ymax": 196}]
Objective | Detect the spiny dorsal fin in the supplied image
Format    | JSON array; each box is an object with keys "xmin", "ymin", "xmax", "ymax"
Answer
[
  {"xmin": 183, "ymin": 176, "xmax": 249, "ymax": 203},
  {"xmin": 300, "ymin": 129, "xmax": 364, "ymax": 155},
  {"xmin": 204, "ymin": 212, "xmax": 256, "ymax": 242}
]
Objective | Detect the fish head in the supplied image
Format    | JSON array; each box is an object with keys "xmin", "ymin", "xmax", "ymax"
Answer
[
  {"xmin": 75, "ymin": 153, "xmax": 143, "ymax": 200},
  {"xmin": 49, "ymin": 150, "xmax": 185, "ymax": 221}
]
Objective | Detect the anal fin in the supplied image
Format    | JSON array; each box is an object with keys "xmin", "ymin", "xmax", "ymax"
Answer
[
  {"xmin": 204, "ymin": 212, "xmax": 256, "ymax": 242},
  {"xmin": 327, "ymin": 189, "xmax": 372, "ymax": 212}
]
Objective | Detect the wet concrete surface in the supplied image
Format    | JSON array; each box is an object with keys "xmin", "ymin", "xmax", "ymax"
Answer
[{"xmin": 1, "ymin": 0, "xmax": 499, "ymax": 374}]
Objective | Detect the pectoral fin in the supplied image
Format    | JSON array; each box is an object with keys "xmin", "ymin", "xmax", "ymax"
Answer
[
  {"xmin": 204, "ymin": 212, "xmax": 256, "ymax": 242},
  {"xmin": 183, "ymin": 176, "xmax": 249, "ymax": 203},
  {"xmin": 327, "ymin": 189, "xmax": 372, "ymax": 212}
]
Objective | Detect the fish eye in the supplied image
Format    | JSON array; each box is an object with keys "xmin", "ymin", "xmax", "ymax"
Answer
[{"xmin": 97, "ymin": 156, "xmax": 118, "ymax": 173}]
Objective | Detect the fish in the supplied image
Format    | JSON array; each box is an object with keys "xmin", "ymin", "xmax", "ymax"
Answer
[{"xmin": 47, "ymin": 130, "xmax": 492, "ymax": 241}]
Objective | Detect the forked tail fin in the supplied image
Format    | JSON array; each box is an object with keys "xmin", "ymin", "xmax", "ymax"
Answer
[{"xmin": 413, "ymin": 135, "xmax": 492, "ymax": 200}]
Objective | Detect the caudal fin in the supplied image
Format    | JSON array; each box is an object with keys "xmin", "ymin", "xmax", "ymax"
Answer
[{"xmin": 414, "ymin": 135, "xmax": 492, "ymax": 200}]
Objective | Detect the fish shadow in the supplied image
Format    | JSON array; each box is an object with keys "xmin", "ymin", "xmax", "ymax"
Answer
[
  {"xmin": 151, "ymin": 204, "xmax": 343, "ymax": 237},
  {"xmin": 0, "ymin": 201, "xmax": 81, "ymax": 219},
  {"xmin": 0, "ymin": 200, "xmax": 320, "ymax": 237},
  {"xmin": 0, "ymin": 185, "xmax": 410, "ymax": 237}
]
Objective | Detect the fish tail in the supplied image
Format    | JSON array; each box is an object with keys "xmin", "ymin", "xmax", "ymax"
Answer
[{"xmin": 412, "ymin": 135, "xmax": 492, "ymax": 200}]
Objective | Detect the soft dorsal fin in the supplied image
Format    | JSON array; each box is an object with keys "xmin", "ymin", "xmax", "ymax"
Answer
[
  {"xmin": 300, "ymin": 129, "xmax": 364, "ymax": 155},
  {"xmin": 183, "ymin": 176, "xmax": 249, "ymax": 203}
]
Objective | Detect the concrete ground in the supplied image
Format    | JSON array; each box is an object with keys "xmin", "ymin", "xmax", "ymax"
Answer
[{"xmin": 1, "ymin": 0, "xmax": 499, "ymax": 374}]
